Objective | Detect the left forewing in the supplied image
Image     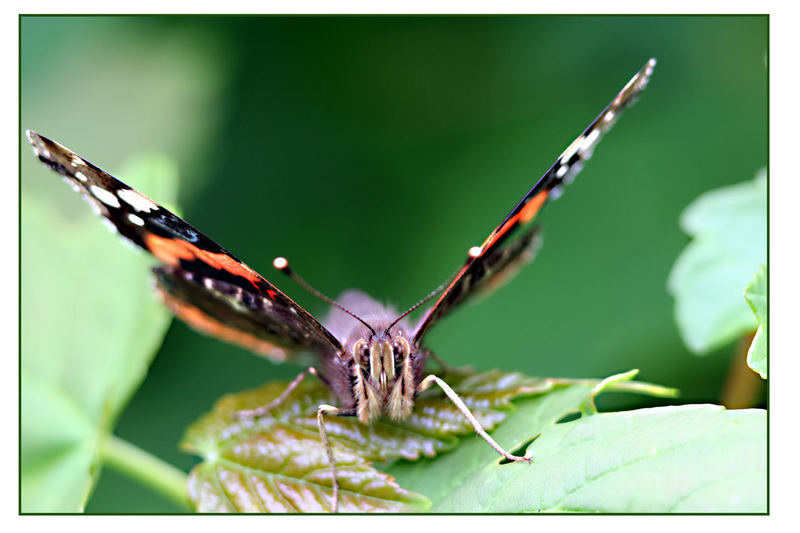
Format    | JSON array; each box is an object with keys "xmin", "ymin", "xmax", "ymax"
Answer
[{"xmin": 27, "ymin": 131, "xmax": 343, "ymax": 360}]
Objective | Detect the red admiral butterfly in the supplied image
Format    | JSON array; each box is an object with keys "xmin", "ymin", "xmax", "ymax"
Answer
[{"xmin": 27, "ymin": 58, "xmax": 655, "ymax": 512}]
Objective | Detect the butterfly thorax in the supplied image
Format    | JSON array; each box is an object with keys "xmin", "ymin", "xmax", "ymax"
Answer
[{"xmin": 322, "ymin": 291, "xmax": 422, "ymax": 423}]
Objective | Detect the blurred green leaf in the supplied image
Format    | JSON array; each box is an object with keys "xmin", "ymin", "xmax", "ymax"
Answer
[
  {"xmin": 668, "ymin": 169, "xmax": 767, "ymax": 354},
  {"xmin": 744, "ymin": 265, "xmax": 767, "ymax": 378},
  {"xmin": 181, "ymin": 369, "xmax": 677, "ymax": 513},
  {"xmin": 390, "ymin": 375, "xmax": 765, "ymax": 513},
  {"xmin": 21, "ymin": 154, "xmax": 179, "ymax": 512}
]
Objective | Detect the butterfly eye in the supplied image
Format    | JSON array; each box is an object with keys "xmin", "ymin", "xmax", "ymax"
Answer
[
  {"xmin": 354, "ymin": 340, "xmax": 370, "ymax": 367},
  {"xmin": 392, "ymin": 340, "xmax": 405, "ymax": 358},
  {"xmin": 391, "ymin": 338, "xmax": 410, "ymax": 367}
]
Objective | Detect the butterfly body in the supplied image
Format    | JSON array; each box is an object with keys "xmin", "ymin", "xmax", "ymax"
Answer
[{"xmin": 318, "ymin": 290, "xmax": 422, "ymax": 422}]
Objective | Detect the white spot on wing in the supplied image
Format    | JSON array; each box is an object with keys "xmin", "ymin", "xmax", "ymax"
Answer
[
  {"xmin": 90, "ymin": 185, "xmax": 120, "ymax": 208},
  {"xmin": 578, "ymin": 129, "xmax": 601, "ymax": 153},
  {"xmin": 555, "ymin": 165, "xmax": 568, "ymax": 178},
  {"xmin": 559, "ymin": 137, "xmax": 580, "ymax": 163},
  {"xmin": 128, "ymin": 213, "xmax": 145, "ymax": 226},
  {"xmin": 75, "ymin": 171, "xmax": 88, "ymax": 182},
  {"xmin": 118, "ymin": 188, "xmax": 158, "ymax": 213},
  {"xmin": 468, "ymin": 246, "xmax": 482, "ymax": 258}
]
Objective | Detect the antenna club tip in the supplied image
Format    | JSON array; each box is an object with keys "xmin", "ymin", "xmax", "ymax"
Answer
[{"xmin": 273, "ymin": 256, "xmax": 289, "ymax": 270}]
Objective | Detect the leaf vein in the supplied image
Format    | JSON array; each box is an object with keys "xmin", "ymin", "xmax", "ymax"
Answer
[{"xmin": 542, "ymin": 432, "xmax": 763, "ymax": 511}]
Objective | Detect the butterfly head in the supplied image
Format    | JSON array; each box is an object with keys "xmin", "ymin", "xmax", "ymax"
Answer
[{"xmin": 351, "ymin": 334, "xmax": 416, "ymax": 422}]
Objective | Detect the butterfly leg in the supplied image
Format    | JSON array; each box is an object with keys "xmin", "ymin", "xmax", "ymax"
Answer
[
  {"xmin": 232, "ymin": 367, "xmax": 352, "ymax": 512},
  {"xmin": 235, "ymin": 366, "xmax": 321, "ymax": 419},
  {"xmin": 316, "ymin": 404, "xmax": 343, "ymax": 512},
  {"xmin": 316, "ymin": 405, "xmax": 357, "ymax": 513},
  {"xmin": 418, "ymin": 374, "xmax": 532, "ymax": 463}
]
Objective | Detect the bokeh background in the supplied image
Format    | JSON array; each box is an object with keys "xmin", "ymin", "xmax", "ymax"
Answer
[{"xmin": 21, "ymin": 16, "xmax": 767, "ymax": 512}]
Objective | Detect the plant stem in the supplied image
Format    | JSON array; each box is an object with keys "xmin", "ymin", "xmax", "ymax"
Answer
[
  {"xmin": 720, "ymin": 332, "xmax": 764, "ymax": 408},
  {"xmin": 100, "ymin": 434, "xmax": 190, "ymax": 511}
]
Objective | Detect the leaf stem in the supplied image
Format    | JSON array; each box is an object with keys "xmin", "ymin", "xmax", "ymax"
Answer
[
  {"xmin": 100, "ymin": 434, "xmax": 190, "ymax": 511},
  {"xmin": 549, "ymin": 377, "xmax": 679, "ymax": 398}
]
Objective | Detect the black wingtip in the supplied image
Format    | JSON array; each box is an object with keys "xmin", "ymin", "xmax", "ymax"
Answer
[
  {"xmin": 26, "ymin": 130, "xmax": 46, "ymax": 157},
  {"xmin": 25, "ymin": 131, "xmax": 65, "ymax": 162}
]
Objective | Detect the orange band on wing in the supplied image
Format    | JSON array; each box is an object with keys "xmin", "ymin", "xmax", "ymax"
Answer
[
  {"xmin": 144, "ymin": 234, "xmax": 263, "ymax": 287},
  {"xmin": 145, "ymin": 234, "xmax": 196, "ymax": 264},
  {"xmin": 157, "ymin": 288, "xmax": 288, "ymax": 362},
  {"xmin": 196, "ymin": 250, "xmax": 262, "ymax": 286},
  {"xmin": 481, "ymin": 190, "xmax": 549, "ymax": 251},
  {"xmin": 519, "ymin": 190, "xmax": 548, "ymax": 224}
]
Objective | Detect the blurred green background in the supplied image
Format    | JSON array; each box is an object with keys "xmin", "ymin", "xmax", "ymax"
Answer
[{"xmin": 21, "ymin": 16, "xmax": 767, "ymax": 512}]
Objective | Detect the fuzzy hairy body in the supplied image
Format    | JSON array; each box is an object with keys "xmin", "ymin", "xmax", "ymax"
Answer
[{"xmin": 321, "ymin": 290, "xmax": 427, "ymax": 423}]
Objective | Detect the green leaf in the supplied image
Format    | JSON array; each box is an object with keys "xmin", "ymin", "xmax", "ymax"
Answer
[
  {"xmin": 434, "ymin": 405, "xmax": 764, "ymax": 512},
  {"xmin": 744, "ymin": 265, "xmax": 767, "ymax": 378},
  {"xmin": 389, "ymin": 377, "xmax": 765, "ymax": 513},
  {"xmin": 21, "ymin": 154, "xmax": 179, "ymax": 512},
  {"xmin": 668, "ymin": 169, "xmax": 767, "ymax": 354},
  {"xmin": 182, "ymin": 379, "xmax": 430, "ymax": 512},
  {"xmin": 181, "ymin": 369, "xmax": 677, "ymax": 513}
]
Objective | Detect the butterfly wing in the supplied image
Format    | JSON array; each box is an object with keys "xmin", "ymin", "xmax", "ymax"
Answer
[
  {"xmin": 27, "ymin": 131, "xmax": 343, "ymax": 360},
  {"xmin": 413, "ymin": 59, "xmax": 656, "ymax": 343}
]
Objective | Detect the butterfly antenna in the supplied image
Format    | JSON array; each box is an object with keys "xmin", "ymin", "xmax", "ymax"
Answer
[
  {"xmin": 273, "ymin": 257, "xmax": 376, "ymax": 336},
  {"xmin": 385, "ymin": 271, "xmax": 455, "ymax": 335},
  {"xmin": 386, "ymin": 242, "xmax": 489, "ymax": 335}
]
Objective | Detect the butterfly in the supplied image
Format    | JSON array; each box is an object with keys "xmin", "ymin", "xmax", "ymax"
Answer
[{"xmin": 27, "ymin": 58, "xmax": 655, "ymax": 512}]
